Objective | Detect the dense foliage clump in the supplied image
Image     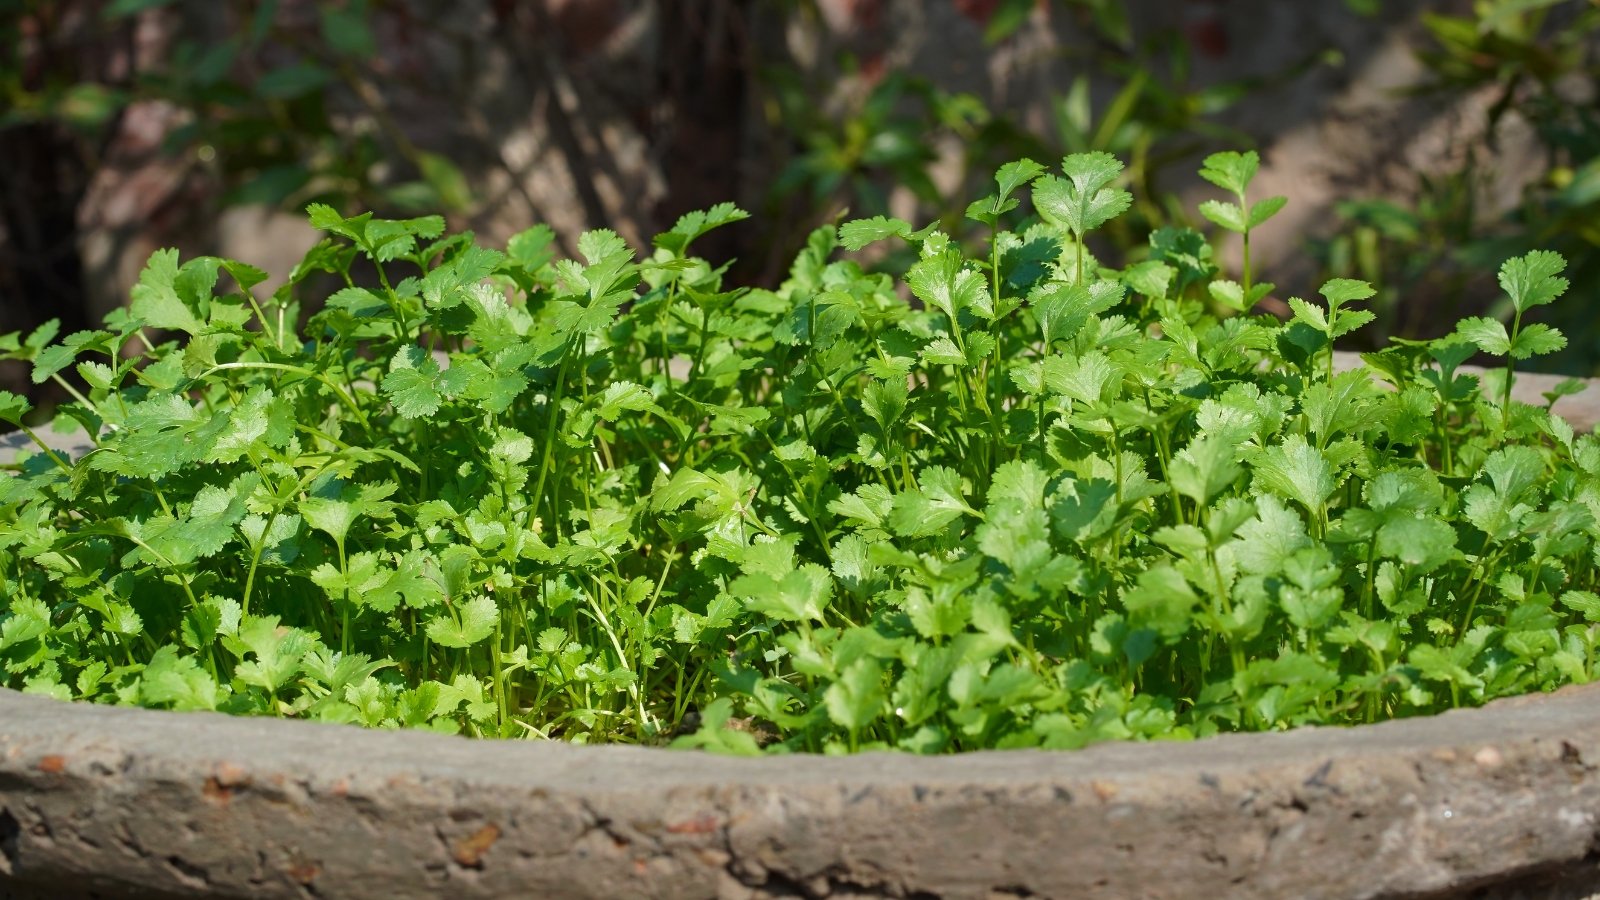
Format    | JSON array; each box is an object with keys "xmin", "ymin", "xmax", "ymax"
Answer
[{"xmin": 2, "ymin": 152, "xmax": 1597, "ymax": 754}]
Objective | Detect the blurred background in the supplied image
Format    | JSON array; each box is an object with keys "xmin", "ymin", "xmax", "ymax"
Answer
[{"xmin": 3, "ymin": 0, "xmax": 1598, "ymax": 402}]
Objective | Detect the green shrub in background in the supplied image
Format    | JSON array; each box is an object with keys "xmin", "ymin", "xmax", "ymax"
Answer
[
  {"xmin": 764, "ymin": 0, "xmax": 1314, "ymax": 258},
  {"xmin": 8, "ymin": 2, "xmax": 1596, "ymax": 377},
  {"xmin": 1319, "ymin": 0, "xmax": 1600, "ymax": 373},
  {"xmin": 2, "ymin": 151, "xmax": 1598, "ymax": 754},
  {"xmin": 3, "ymin": 0, "xmax": 1303, "ymax": 327}
]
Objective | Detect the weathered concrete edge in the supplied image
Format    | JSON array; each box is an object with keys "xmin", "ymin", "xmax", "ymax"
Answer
[{"xmin": 3, "ymin": 685, "xmax": 1600, "ymax": 900}]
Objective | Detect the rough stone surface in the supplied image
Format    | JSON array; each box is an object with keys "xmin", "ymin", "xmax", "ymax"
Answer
[{"xmin": 2, "ymin": 685, "xmax": 1600, "ymax": 899}]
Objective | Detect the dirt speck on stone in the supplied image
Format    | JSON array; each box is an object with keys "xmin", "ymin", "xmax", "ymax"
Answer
[
  {"xmin": 451, "ymin": 822, "xmax": 501, "ymax": 868},
  {"xmin": 667, "ymin": 812, "xmax": 722, "ymax": 835},
  {"xmin": 286, "ymin": 857, "xmax": 321, "ymax": 886}
]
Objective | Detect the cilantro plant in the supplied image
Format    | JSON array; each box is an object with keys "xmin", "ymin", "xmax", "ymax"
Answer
[{"xmin": 2, "ymin": 151, "xmax": 1597, "ymax": 754}]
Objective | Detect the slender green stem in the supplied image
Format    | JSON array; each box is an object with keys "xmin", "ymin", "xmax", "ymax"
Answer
[
  {"xmin": 1238, "ymin": 186, "xmax": 1252, "ymax": 298},
  {"xmin": 47, "ymin": 373, "xmax": 106, "ymax": 429},
  {"xmin": 11, "ymin": 424, "xmax": 72, "ymax": 473},
  {"xmin": 528, "ymin": 340, "xmax": 576, "ymax": 529},
  {"xmin": 241, "ymin": 286, "xmax": 280, "ymax": 349},
  {"xmin": 1502, "ymin": 309, "xmax": 1524, "ymax": 413},
  {"xmin": 491, "ymin": 616, "xmax": 509, "ymax": 735},
  {"xmin": 1241, "ymin": 231, "xmax": 1252, "ymax": 298},
  {"xmin": 691, "ymin": 305, "xmax": 711, "ymax": 382},
  {"xmin": 338, "ymin": 539, "xmax": 352, "ymax": 656}
]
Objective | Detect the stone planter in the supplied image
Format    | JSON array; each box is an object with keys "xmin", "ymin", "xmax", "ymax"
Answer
[
  {"xmin": 3, "ymin": 355, "xmax": 1599, "ymax": 900},
  {"xmin": 2, "ymin": 684, "xmax": 1600, "ymax": 899}
]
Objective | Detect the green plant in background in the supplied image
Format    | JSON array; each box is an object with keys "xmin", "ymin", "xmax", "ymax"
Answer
[
  {"xmin": 761, "ymin": 0, "xmax": 1322, "ymax": 267},
  {"xmin": 2, "ymin": 151, "xmax": 1598, "ymax": 754},
  {"xmin": 1, "ymin": 0, "xmax": 471, "ymax": 218},
  {"xmin": 1319, "ymin": 0, "xmax": 1600, "ymax": 373},
  {"xmin": 765, "ymin": 69, "xmax": 991, "ymax": 224},
  {"xmin": 136, "ymin": 0, "xmax": 472, "ymax": 212},
  {"xmin": 1041, "ymin": 26, "xmax": 1328, "ymax": 251},
  {"xmin": 1195, "ymin": 150, "xmax": 1285, "ymax": 310},
  {"xmin": 1314, "ymin": 166, "xmax": 1482, "ymax": 349},
  {"xmin": 980, "ymin": 0, "xmax": 1133, "ymax": 47}
]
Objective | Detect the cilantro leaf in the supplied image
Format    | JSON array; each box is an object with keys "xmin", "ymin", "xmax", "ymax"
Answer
[
  {"xmin": 140, "ymin": 646, "xmax": 226, "ymax": 710},
  {"xmin": 1122, "ymin": 566, "xmax": 1199, "ymax": 640},
  {"xmin": 907, "ymin": 252, "xmax": 986, "ymax": 322},
  {"xmin": 1376, "ymin": 515, "xmax": 1458, "ymax": 573},
  {"xmin": 994, "ymin": 158, "xmax": 1046, "ymax": 199},
  {"xmin": 889, "ymin": 467, "xmax": 976, "ymax": 537},
  {"xmin": 1498, "ymin": 249, "xmax": 1567, "ymax": 313},
  {"xmin": 1319, "ymin": 278, "xmax": 1376, "ymax": 308},
  {"xmin": 655, "ymin": 203, "xmax": 750, "ymax": 256},
  {"xmin": 31, "ymin": 330, "xmax": 113, "ymax": 384},
  {"xmin": 1169, "ymin": 436, "xmax": 1243, "ymax": 505},
  {"xmin": 1248, "ymin": 196, "xmax": 1288, "ymax": 227},
  {"xmin": 0, "ymin": 391, "xmax": 30, "ymax": 426},
  {"xmin": 1509, "ymin": 323, "xmax": 1566, "ymax": 359},
  {"xmin": 301, "ymin": 480, "xmax": 397, "ymax": 550},
  {"xmin": 426, "ymin": 595, "xmax": 499, "ymax": 648},
  {"xmin": 732, "ymin": 563, "xmax": 833, "ymax": 623},
  {"xmin": 1233, "ymin": 495, "xmax": 1311, "ymax": 575},
  {"xmin": 1249, "ymin": 435, "xmax": 1336, "ymax": 516},
  {"xmin": 838, "ymin": 216, "xmax": 915, "ymax": 251},
  {"xmin": 1454, "ymin": 317, "xmax": 1512, "ymax": 357},
  {"xmin": 383, "ymin": 345, "xmax": 446, "ymax": 418},
  {"xmin": 1033, "ymin": 152, "xmax": 1133, "ymax": 237},
  {"xmin": 1198, "ymin": 150, "xmax": 1259, "ymax": 196},
  {"xmin": 129, "ymin": 249, "xmax": 207, "ymax": 334},
  {"xmin": 1198, "ymin": 199, "xmax": 1246, "ymax": 233}
]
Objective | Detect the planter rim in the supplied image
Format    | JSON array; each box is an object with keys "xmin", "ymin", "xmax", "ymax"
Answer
[{"xmin": 4, "ymin": 684, "xmax": 1600, "ymax": 898}]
